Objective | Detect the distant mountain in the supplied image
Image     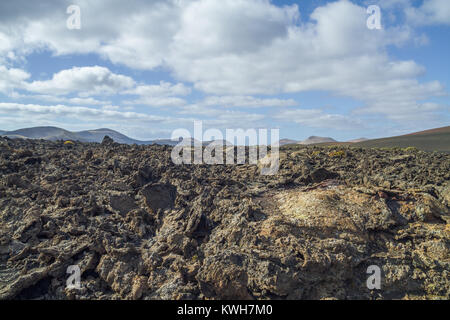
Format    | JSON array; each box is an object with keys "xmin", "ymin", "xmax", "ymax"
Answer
[
  {"xmin": 152, "ymin": 138, "xmax": 183, "ymax": 146},
  {"xmin": 355, "ymin": 126, "xmax": 450, "ymax": 152},
  {"xmin": 403, "ymin": 126, "xmax": 450, "ymax": 136},
  {"xmin": 2, "ymin": 127, "xmax": 80, "ymax": 141},
  {"xmin": 4, "ymin": 126, "xmax": 448, "ymax": 152},
  {"xmin": 0, "ymin": 126, "xmax": 238, "ymax": 146},
  {"xmin": 203, "ymin": 139, "xmax": 233, "ymax": 146},
  {"xmin": 298, "ymin": 136, "xmax": 337, "ymax": 145},
  {"xmin": 75, "ymin": 128, "xmax": 148, "ymax": 144},
  {"xmin": 279, "ymin": 139, "xmax": 299, "ymax": 146},
  {"xmin": 0, "ymin": 126, "xmax": 158, "ymax": 145},
  {"xmin": 167, "ymin": 138, "xmax": 233, "ymax": 146},
  {"xmin": 348, "ymin": 138, "xmax": 369, "ymax": 143}
]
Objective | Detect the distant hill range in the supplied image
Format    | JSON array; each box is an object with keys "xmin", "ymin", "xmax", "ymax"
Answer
[
  {"xmin": 1, "ymin": 126, "xmax": 449, "ymax": 152},
  {"xmin": 279, "ymin": 136, "xmax": 369, "ymax": 145},
  {"xmin": 279, "ymin": 136, "xmax": 341, "ymax": 145},
  {"xmin": 279, "ymin": 139, "xmax": 299, "ymax": 146},
  {"xmin": 298, "ymin": 136, "xmax": 337, "ymax": 145},
  {"xmin": 354, "ymin": 126, "xmax": 450, "ymax": 152},
  {"xmin": 347, "ymin": 138, "xmax": 369, "ymax": 143},
  {"xmin": 279, "ymin": 126, "xmax": 450, "ymax": 153},
  {"xmin": 0, "ymin": 126, "xmax": 228, "ymax": 146},
  {"xmin": 0, "ymin": 127, "xmax": 171, "ymax": 145}
]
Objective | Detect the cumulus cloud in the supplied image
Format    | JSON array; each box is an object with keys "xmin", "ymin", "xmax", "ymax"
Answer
[
  {"xmin": 24, "ymin": 66, "xmax": 135, "ymax": 96},
  {"xmin": 10, "ymin": 93, "xmax": 111, "ymax": 106},
  {"xmin": 172, "ymin": 0, "xmax": 298, "ymax": 57},
  {"xmin": 177, "ymin": 103, "xmax": 267, "ymax": 129},
  {"xmin": 2, "ymin": 66, "xmax": 188, "ymax": 107},
  {"xmin": 124, "ymin": 96, "xmax": 187, "ymax": 107},
  {"xmin": 125, "ymin": 81, "xmax": 191, "ymax": 97},
  {"xmin": 0, "ymin": 0, "xmax": 448, "ymax": 131},
  {"xmin": 201, "ymin": 96, "xmax": 297, "ymax": 108},
  {"xmin": 122, "ymin": 81, "xmax": 191, "ymax": 107},
  {"xmin": 0, "ymin": 102, "xmax": 163, "ymax": 122},
  {"xmin": 205, "ymin": 113, "xmax": 266, "ymax": 129},
  {"xmin": 0, "ymin": 0, "xmax": 180, "ymax": 68},
  {"xmin": 405, "ymin": 0, "xmax": 450, "ymax": 26},
  {"xmin": 274, "ymin": 109, "xmax": 363, "ymax": 130},
  {"xmin": 0, "ymin": 65, "xmax": 30, "ymax": 94},
  {"xmin": 167, "ymin": 1, "xmax": 413, "ymax": 94}
]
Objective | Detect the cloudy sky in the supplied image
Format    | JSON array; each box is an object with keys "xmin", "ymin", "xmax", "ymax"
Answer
[{"xmin": 0, "ymin": 0, "xmax": 449, "ymax": 141}]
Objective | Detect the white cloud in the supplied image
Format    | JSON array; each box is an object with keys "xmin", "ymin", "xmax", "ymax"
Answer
[
  {"xmin": 10, "ymin": 93, "xmax": 111, "ymax": 106},
  {"xmin": 0, "ymin": 65, "xmax": 30, "ymax": 94},
  {"xmin": 172, "ymin": 0, "xmax": 298, "ymax": 57},
  {"xmin": 125, "ymin": 81, "xmax": 191, "ymax": 97},
  {"xmin": 405, "ymin": 0, "xmax": 450, "ymax": 25},
  {"xmin": 274, "ymin": 109, "xmax": 363, "ymax": 130},
  {"xmin": 124, "ymin": 96, "xmax": 187, "ymax": 107},
  {"xmin": 123, "ymin": 81, "xmax": 191, "ymax": 106},
  {"xmin": 0, "ymin": 32, "xmax": 17, "ymax": 63},
  {"xmin": 0, "ymin": 0, "xmax": 447, "ymax": 130},
  {"xmin": 0, "ymin": 102, "xmax": 165, "ymax": 123},
  {"xmin": 167, "ymin": 0, "xmax": 415, "ymax": 95},
  {"xmin": 203, "ymin": 111, "xmax": 266, "ymax": 129},
  {"xmin": 0, "ymin": 0, "xmax": 180, "ymax": 69},
  {"xmin": 201, "ymin": 96, "xmax": 297, "ymax": 108},
  {"xmin": 3, "ymin": 66, "xmax": 188, "ymax": 107},
  {"xmin": 123, "ymin": 81, "xmax": 191, "ymax": 107},
  {"xmin": 25, "ymin": 66, "xmax": 135, "ymax": 96},
  {"xmin": 177, "ymin": 103, "xmax": 266, "ymax": 129}
]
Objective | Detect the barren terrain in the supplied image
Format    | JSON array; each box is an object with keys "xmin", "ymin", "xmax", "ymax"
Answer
[{"xmin": 0, "ymin": 136, "xmax": 449, "ymax": 300}]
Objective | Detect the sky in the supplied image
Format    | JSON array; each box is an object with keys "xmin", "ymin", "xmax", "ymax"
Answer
[{"xmin": 0, "ymin": 0, "xmax": 449, "ymax": 141}]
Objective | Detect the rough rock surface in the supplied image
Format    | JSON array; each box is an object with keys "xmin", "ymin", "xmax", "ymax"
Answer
[{"xmin": 0, "ymin": 137, "xmax": 449, "ymax": 300}]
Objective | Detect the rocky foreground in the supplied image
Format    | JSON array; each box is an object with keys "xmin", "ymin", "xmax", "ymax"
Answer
[{"xmin": 0, "ymin": 137, "xmax": 449, "ymax": 300}]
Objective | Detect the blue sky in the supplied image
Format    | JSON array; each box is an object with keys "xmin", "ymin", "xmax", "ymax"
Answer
[{"xmin": 0, "ymin": 0, "xmax": 448, "ymax": 141}]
